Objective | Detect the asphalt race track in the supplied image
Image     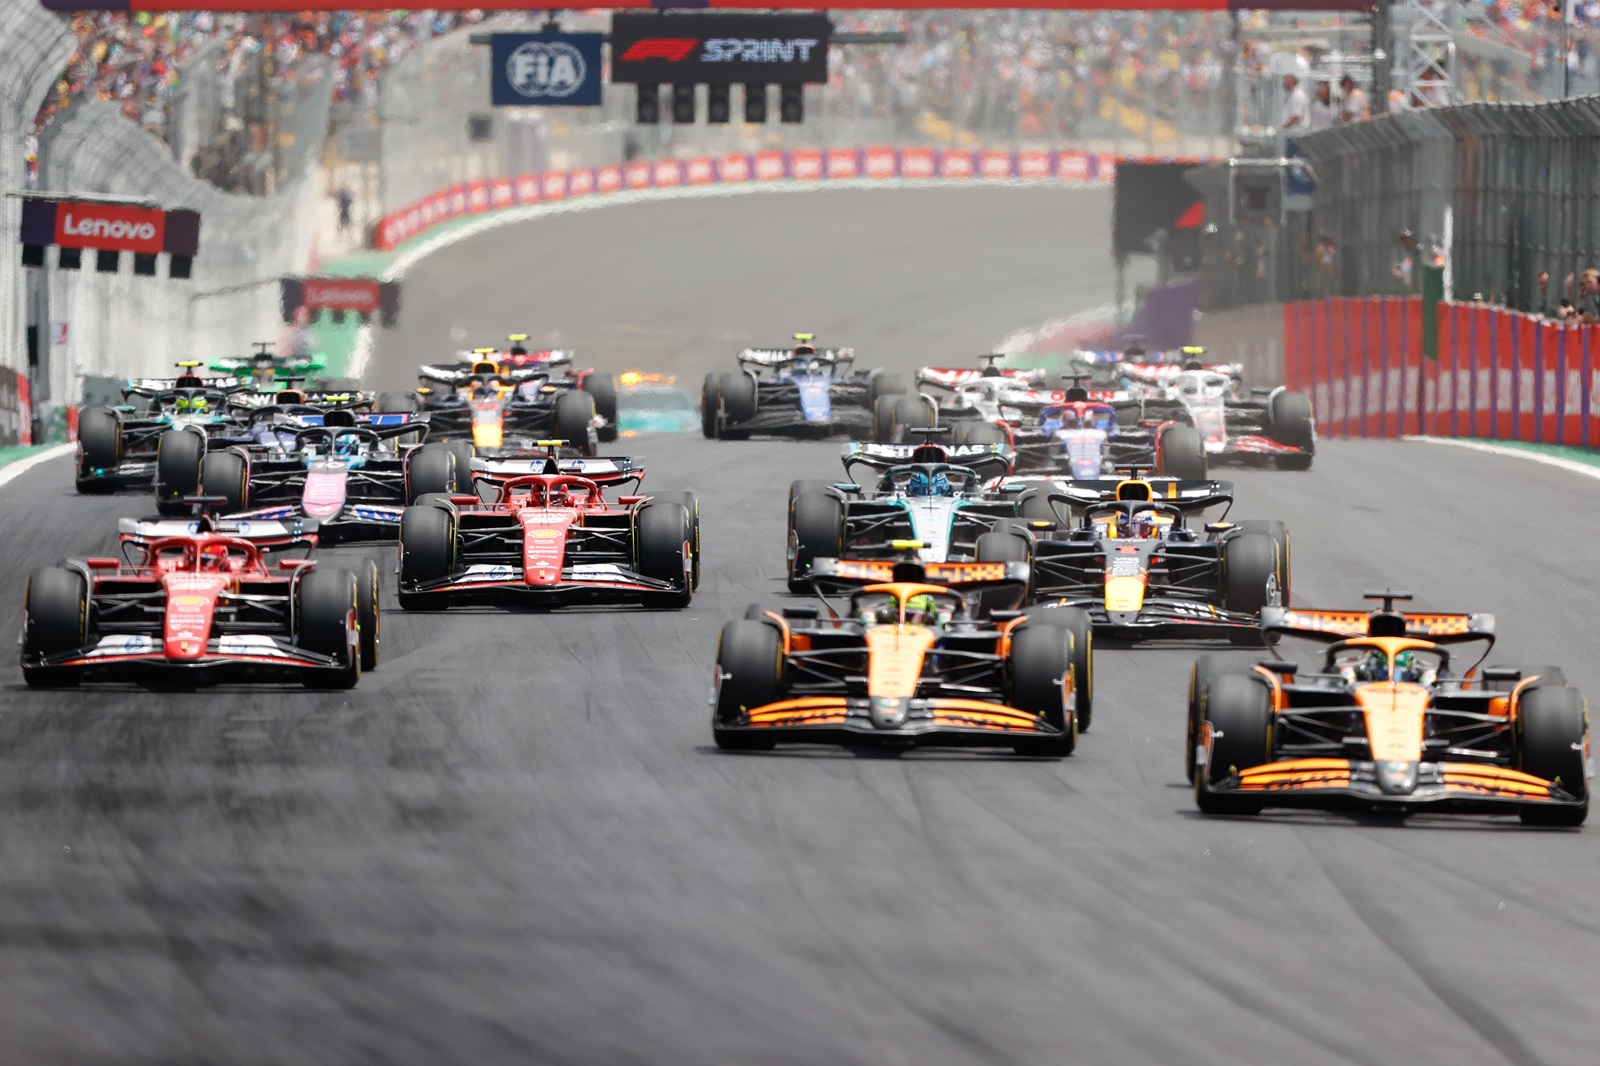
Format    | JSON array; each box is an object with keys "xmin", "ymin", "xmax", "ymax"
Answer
[{"xmin": 2, "ymin": 187, "xmax": 1598, "ymax": 1065}]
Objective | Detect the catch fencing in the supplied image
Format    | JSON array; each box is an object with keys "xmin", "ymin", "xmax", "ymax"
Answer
[
  {"xmin": 32, "ymin": 58, "xmax": 333, "ymax": 427},
  {"xmin": 1192, "ymin": 94, "xmax": 1600, "ymax": 317},
  {"xmin": 0, "ymin": 5, "xmax": 73, "ymax": 444}
]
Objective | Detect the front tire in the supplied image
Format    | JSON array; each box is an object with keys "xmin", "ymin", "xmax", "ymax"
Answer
[
  {"xmin": 1008, "ymin": 623, "xmax": 1077, "ymax": 757},
  {"xmin": 636, "ymin": 502, "xmax": 693, "ymax": 608},
  {"xmin": 712, "ymin": 619, "xmax": 783, "ymax": 750},
  {"xmin": 1517, "ymin": 685, "xmax": 1589, "ymax": 826},
  {"xmin": 701, "ymin": 374, "xmax": 720, "ymax": 439},
  {"xmin": 199, "ymin": 450, "xmax": 249, "ymax": 514},
  {"xmin": 1156, "ymin": 424, "xmax": 1207, "ymax": 480},
  {"xmin": 356, "ymin": 556, "xmax": 381, "ymax": 671},
  {"xmin": 406, "ymin": 443, "xmax": 465, "ymax": 503},
  {"xmin": 398, "ymin": 503, "xmax": 456, "ymax": 610},
  {"xmin": 21, "ymin": 567, "xmax": 89, "ymax": 688},
  {"xmin": 1194, "ymin": 673, "xmax": 1272, "ymax": 815},
  {"xmin": 555, "ymin": 390, "xmax": 598, "ymax": 456},
  {"xmin": 296, "ymin": 568, "xmax": 361, "ymax": 689},
  {"xmin": 583, "ymin": 372, "xmax": 619, "ymax": 443}
]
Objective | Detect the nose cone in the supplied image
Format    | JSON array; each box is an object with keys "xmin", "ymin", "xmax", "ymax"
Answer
[
  {"xmin": 870, "ymin": 697, "xmax": 908, "ymax": 729},
  {"xmin": 1375, "ymin": 760, "xmax": 1420, "ymax": 796}
]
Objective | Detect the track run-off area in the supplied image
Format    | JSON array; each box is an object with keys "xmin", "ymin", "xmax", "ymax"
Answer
[{"xmin": 1, "ymin": 187, "xmax": 1597, "ymax": 1065}]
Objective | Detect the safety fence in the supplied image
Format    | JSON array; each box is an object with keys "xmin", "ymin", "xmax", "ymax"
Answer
[
  {"xmin": 374, "ymin": 146, "xmax": 1117, "ymax": 251},
  {"xmin": 1208, "ymin": 295, "xmax": 1600, "ymax": 447},
  {"xmin": 0, "ymin": 5, "xmax": 74, "ymax": 444},
  {"xmin": 1192, "ymin": 94, "xmax": 1600, "ymax": 320}
]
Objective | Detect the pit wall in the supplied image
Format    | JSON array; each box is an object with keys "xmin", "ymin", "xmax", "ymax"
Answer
[{"xmin": 1196, "ymin": 297, "xmax": 1600, "ymax": 446}]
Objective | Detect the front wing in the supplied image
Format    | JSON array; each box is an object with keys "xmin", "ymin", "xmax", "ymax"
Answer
[
  {"xmin": 1199, "ymin": 757, "xmax": 1585, "ymax": 813},
  {"xmin": 28, "ymin": 633, "xmax": 350, "ymax": 683},
  {"xmin": 400, "ymin": 562, "xmax": 684, "ymax": 605},
  {"xmin": 1032, "ymin": 598, "xmax": 1261, "ymax": 638},
  {"xmin": 721, "ymin": 695, "xmax": 1067, "ymax": 748}
]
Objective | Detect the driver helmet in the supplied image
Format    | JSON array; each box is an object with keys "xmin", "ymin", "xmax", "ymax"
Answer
[
  {"xmin": 1352, "ymin": 650, "xmax": 1391, "ymax": 682},
  {"xmin": 1392, "ymin": 650, "xmax": 1427, "ymax": 684},
  {"xmin": 1040, "ymin": 411, "xmax": 1065, "ymax": 435},
  {"xmin": 332, "ymin": 433, "xmax": 360, "ymax": 458},
  {"xmin": 175, "ymin": 394, "xmax": 210, "ymax": 414},
  {"xmin": 199, "ymin": 542, "xmax": 233, "ymax": 571},
  {"xmin": 859, "ymin": 600, "xmax": 899, "ymax": 627},
  {"xmin": 903, "ymin": 593, "xmax": 942, "ymax": 627},
  {"xmin": 1127, "ymin": 511, "xmax": 1160, "ymax": 539},
  {"xmin": 907, "ymin": 470, "xmax": 952, "ymax": 497}
]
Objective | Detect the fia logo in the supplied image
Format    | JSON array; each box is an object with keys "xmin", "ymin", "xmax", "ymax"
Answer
[{"xmin": 507, "ymin": 41, "xmax": 586, "ymax": 100}]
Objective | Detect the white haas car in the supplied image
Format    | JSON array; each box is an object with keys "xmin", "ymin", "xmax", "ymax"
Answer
[
  {"xmin": 909, "ymin": 355, "xmax": 1127, "ymax": 449},
  {"xmin": 1155, "ymin": 368, "xmax": 1316, "ymax": 470}
]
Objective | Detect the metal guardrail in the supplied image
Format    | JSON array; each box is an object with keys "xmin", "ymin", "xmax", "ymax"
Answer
[{"xmin": 1190, "ymin": 95, "xmax": 1600, "ymax": 316}]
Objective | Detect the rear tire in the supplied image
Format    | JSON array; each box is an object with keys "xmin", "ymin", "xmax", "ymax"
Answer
[
  {"xmin": 1517, "ymin": 685, "xmax": 1589, "ymax": 826},
  {"xmin": 155, "ymin": 429, "xmax": 206, "ymax": 515},
  {"xmin": 297, "ymin": 568, "xmax": 360, "ymax": 689},
  {"xmin": 1008, "ymin": 624, "xmax": 1077, "ymax": 757},
  {"xmin": 583, "ymin": 372, "xmax": 619, "ymax": 443},
  {"xmin": 701, "ymin": 374, "xmax": 720, "ymax": 439},
  {"xmin": 1194, "ymin": 674, "xmax": 1272, "ymax": 814},
  {"xmin": 199, "ymin": 451, "xmax": 249, "ymax": 514},
  {"xmin": 788, "ymin": 492, "xmax": 844, "ymax": 593},
  {"xmin": 890, "ymin": 395, "xmax": 935, "ymax": 442},
  {"xmin": 398, "ymin": 503, "xmax": 456, "ymax": 610},
  {"xmin": 975, "ymin": 529, "xmax": 1031, "ymax": 564},
  {"xmin": 76, "ymin": 407, "xmax": 121, "ymax": 491},
  {"xmin": 1269, "ymin": 391, "xmax": 1316, "ymax": 452},
  {"xmin": 959, "ymin": 421, "xmax": 1007, "ymax": 446},
  {"xmin": 377, "ymin": 391, "xmax": 418, "ymax": 414},
  {"xmin": 1016, "ymin": 486, "xmax": 1060, "ymax": 527},
  {"xmin": 636, "ymin": 502, "xmax": 693, "ymax": 608},
  {"xmin": 719, "ymin": 372, "xmax": 757, "ymax": 426},
  {"xmin": 869, "ymin": 372, "xmax": 906, "ymax": 406},
  {"xmin": 21, "ymin": 567, "xmax": 89, "ymax": 688},
  {"xmin": 1156, "ymin": 424, "xmax": 1207, "ymax": 480},
  {"xmin": 356, "ymin": 557, "xmax": 381, "ymax": 671},
  {"xmin": 406, "ymin": 443, "xmax": 464, "ymax": 503},
  {"xmin": 713, "ymin": 620, "xmax": 783, "ymax": 750},
  {"xmin": 555, "ymin": 390, "xmax": 598, "ymax": 456}
]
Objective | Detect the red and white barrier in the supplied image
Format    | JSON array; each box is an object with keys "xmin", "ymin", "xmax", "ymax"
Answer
[
  {"xmin": 373, "ymin": 146, "xmax": 1133, "ymax": 252},
  {"xmin": 1284, "ymin": 297, "xmax": 1600, "ymax": 447}
]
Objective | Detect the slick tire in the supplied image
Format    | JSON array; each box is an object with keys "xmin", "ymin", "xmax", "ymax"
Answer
[
  {"xmin": 1194, "ymin": 674, "xmax": 1272, "ymax": 815},
  {"xmin": 636, "ymin": 501, "xmax": 694, "ymax": 608},
  {"xmin": 1269, "ymin": 391, "xmax": 1316, "ymax": 453},
  {"xmin": 1015, "ymin": 486, "xmax": 1061, "ymax": 527},
  {"xmin": 1156, "ymin": 424, "xmax": 1207, "ymax": 480},
  {"xmin": 199, "ymin": 451, "xmax": 249, "ymax": 514},
  {"xmin": 155, "ymin": 428, "xmax": 206, "ymax": 515},
  {"xmin": 712, "ymin": 619, "xmax": 782, "ymax": 751},
  {"xmin": 76, "ymin": 406, "xmax": 121, "ymax": 491},
  {"xmin": 407, "ymin": 443, "xmax": 464, "ymax": 503},
  {"xmin": 21, "ymin": 567, "xmax": 89, "ymax": 688},
  {"xmin": 397, "ymin": 503, "xmax": 456, "ymax": 610},
  {"xmin": 1517, "ymin": 685, "xmax": 1589, "ymax": 826},
  {"xmin": 1017, "ymin": 606, "xmax": 1094, "ymax": 732},
  {"xmin": 788, "ymin": 491, "xmax": 844, "ymax": 593},
  {"xmin": 871, "ymin": 395, "xmax": 898, "ymax": 443},
  {"xmin": 1222, "ymin": 532, "xmax": 1279, "ymax": 645},
  {"xmin": 957, "ymin": 421, "xmax": 1007, "ymax": 447},
  {"xmin": 890, "ymin": 395, "xmax": 936, "ymax": 442},
  {"xmin": 718, "ymin": 372, "xmax": 757, "ymax": 427},
  {"xmin": 661, "ymin": 491, "xmax": 702, "ymax": 590},
  {"xmin": 701, "ymin": 374, "xmax": 720, "ymax": 440},
  {"xmin": 1186, "ymin": 653, "xmax": 1246, "ymax": 783},
  {"xmin": 377, "ymin": 391, "xmax": 418, "ymax": 414},
  {"xmin": 1232, "ymin": 520, "xmax": 1290, "ymax": 607},
  {"xmin": 975, "ymin": 529, "xmax": 1031, "ymax": 565},
  {"xmin": 555, "ymin": 390, "xmax": 598, "ymax": 456},
  {"xmin": 297, "ymin": 567, "xmax": 361, "ymax": 690},
  {"xmin": 582, "ymin": 372, "xmax": 620, "ymax": 443},
  {"xmin": 869, "ymin": 372, "xmax": 907, "ymax": 406},
  {"xmin": 356, "ymin": 556, "xmax": 381, "ymax": 672},
  {"xmin": 1007, "ymin": 624, "xmax": 1077, "ymax": 757}
]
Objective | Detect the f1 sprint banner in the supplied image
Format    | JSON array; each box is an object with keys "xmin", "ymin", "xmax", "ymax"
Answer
[{"xmin": 374, "ymin": 146, "xmax": 1136, "ymax": 251}]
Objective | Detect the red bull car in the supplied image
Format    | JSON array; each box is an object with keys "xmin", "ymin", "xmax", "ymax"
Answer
[
  {"xmin": 20, "ymin": 512, "xmax": 375, "ymax": 689},
  {"xmin": 1190, "ymin": 592, "xmax": 1589, "ymax": 824}
]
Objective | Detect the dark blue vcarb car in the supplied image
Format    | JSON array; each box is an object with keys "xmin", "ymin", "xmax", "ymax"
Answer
[{"xmin": 701, "ymin": 333, "xmax": 905, "ymax": 441}]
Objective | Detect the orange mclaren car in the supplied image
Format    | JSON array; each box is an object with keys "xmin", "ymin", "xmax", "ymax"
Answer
[{"xmin": 1189, "ymin": 591, "xmax": 1589, "ymax": 825}]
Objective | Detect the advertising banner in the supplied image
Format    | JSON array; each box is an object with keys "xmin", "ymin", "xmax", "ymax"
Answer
[{"xmin": 610, "ymin": 14, "xmax": 831, "ymax": 85}]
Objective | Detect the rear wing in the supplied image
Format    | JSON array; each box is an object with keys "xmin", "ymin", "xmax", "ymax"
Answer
[
  {"xmin": 1018, "ymin": 476, "xmax": 1235, "ymax": 509},
  {"xmin": 123, "ymin": 375, "xmax": 244, "ymax": 395},
  {"xmin": 842, "ymin": 441, "xmax": 1013, "ymax": 477},
  {"xmin": 497, "ymin": 349, "xmax": 574, "ymax": 369},
  {"xmin": 210, "ymin": 356, "xmax": 326, "ymax": 374},
  {"xmin": 1261, "ymin": 606, "xmax": 1496, "ymax": 644},
  {"xmin": 738, "ymin": 347, "xmax": 854, "ymax": 367},
  {"xmin": 417, "ymin": 363, "xmax": 546, "ymax": 386},
  {"xmin": 470, "ymin": 453, "xmax": 644, "ymax": 488},
  {"xmin": 116, "ymin": 515, "xmax": 320, "ymax": 552},
  {"xmin": 811, "ymin": 557, "xmax": 1030, "ymax": 592},
  {"xmin": 917, "ymin": 366, "xmax": 1043, "ymax": 389}
]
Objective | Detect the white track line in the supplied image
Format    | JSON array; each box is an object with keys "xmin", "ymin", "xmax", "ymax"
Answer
[
  {"xmin": 993, "ymin": 303, "xmax": 1119, "ymax": 353},
  {"xmin": 1403, "ymin": 434, "xmax": 1600, "ymax": 483},
  {"xmin": 0, "ymin": 443, "xmax": 75, "ymax": 492},
  {"xmin": 348, "ymin": 178, "xmax": 1103, "ymax": 379}
]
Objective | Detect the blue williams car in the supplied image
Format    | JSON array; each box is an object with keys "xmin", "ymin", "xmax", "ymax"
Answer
[{"xmin": 702, "ymin": 333, "xmax": 907, "ymax": 441}]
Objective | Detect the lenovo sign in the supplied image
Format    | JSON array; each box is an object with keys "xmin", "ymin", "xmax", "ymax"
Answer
[
  {"xmin": 610, "ymin": 14, "xmax": 831, "ymax": 85},
  {"xmin": 302, "ymin": 278, "xmax": 380, "ymax": 315},
  {"xmin": 54, "ymin": 203, "xmax": 166, "ymax": 254}
]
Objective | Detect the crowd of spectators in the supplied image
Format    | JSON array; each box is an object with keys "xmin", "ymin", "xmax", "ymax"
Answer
[{"xmin": 24, "ymin": 10, "xmax": 489, "ymax": 189}]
